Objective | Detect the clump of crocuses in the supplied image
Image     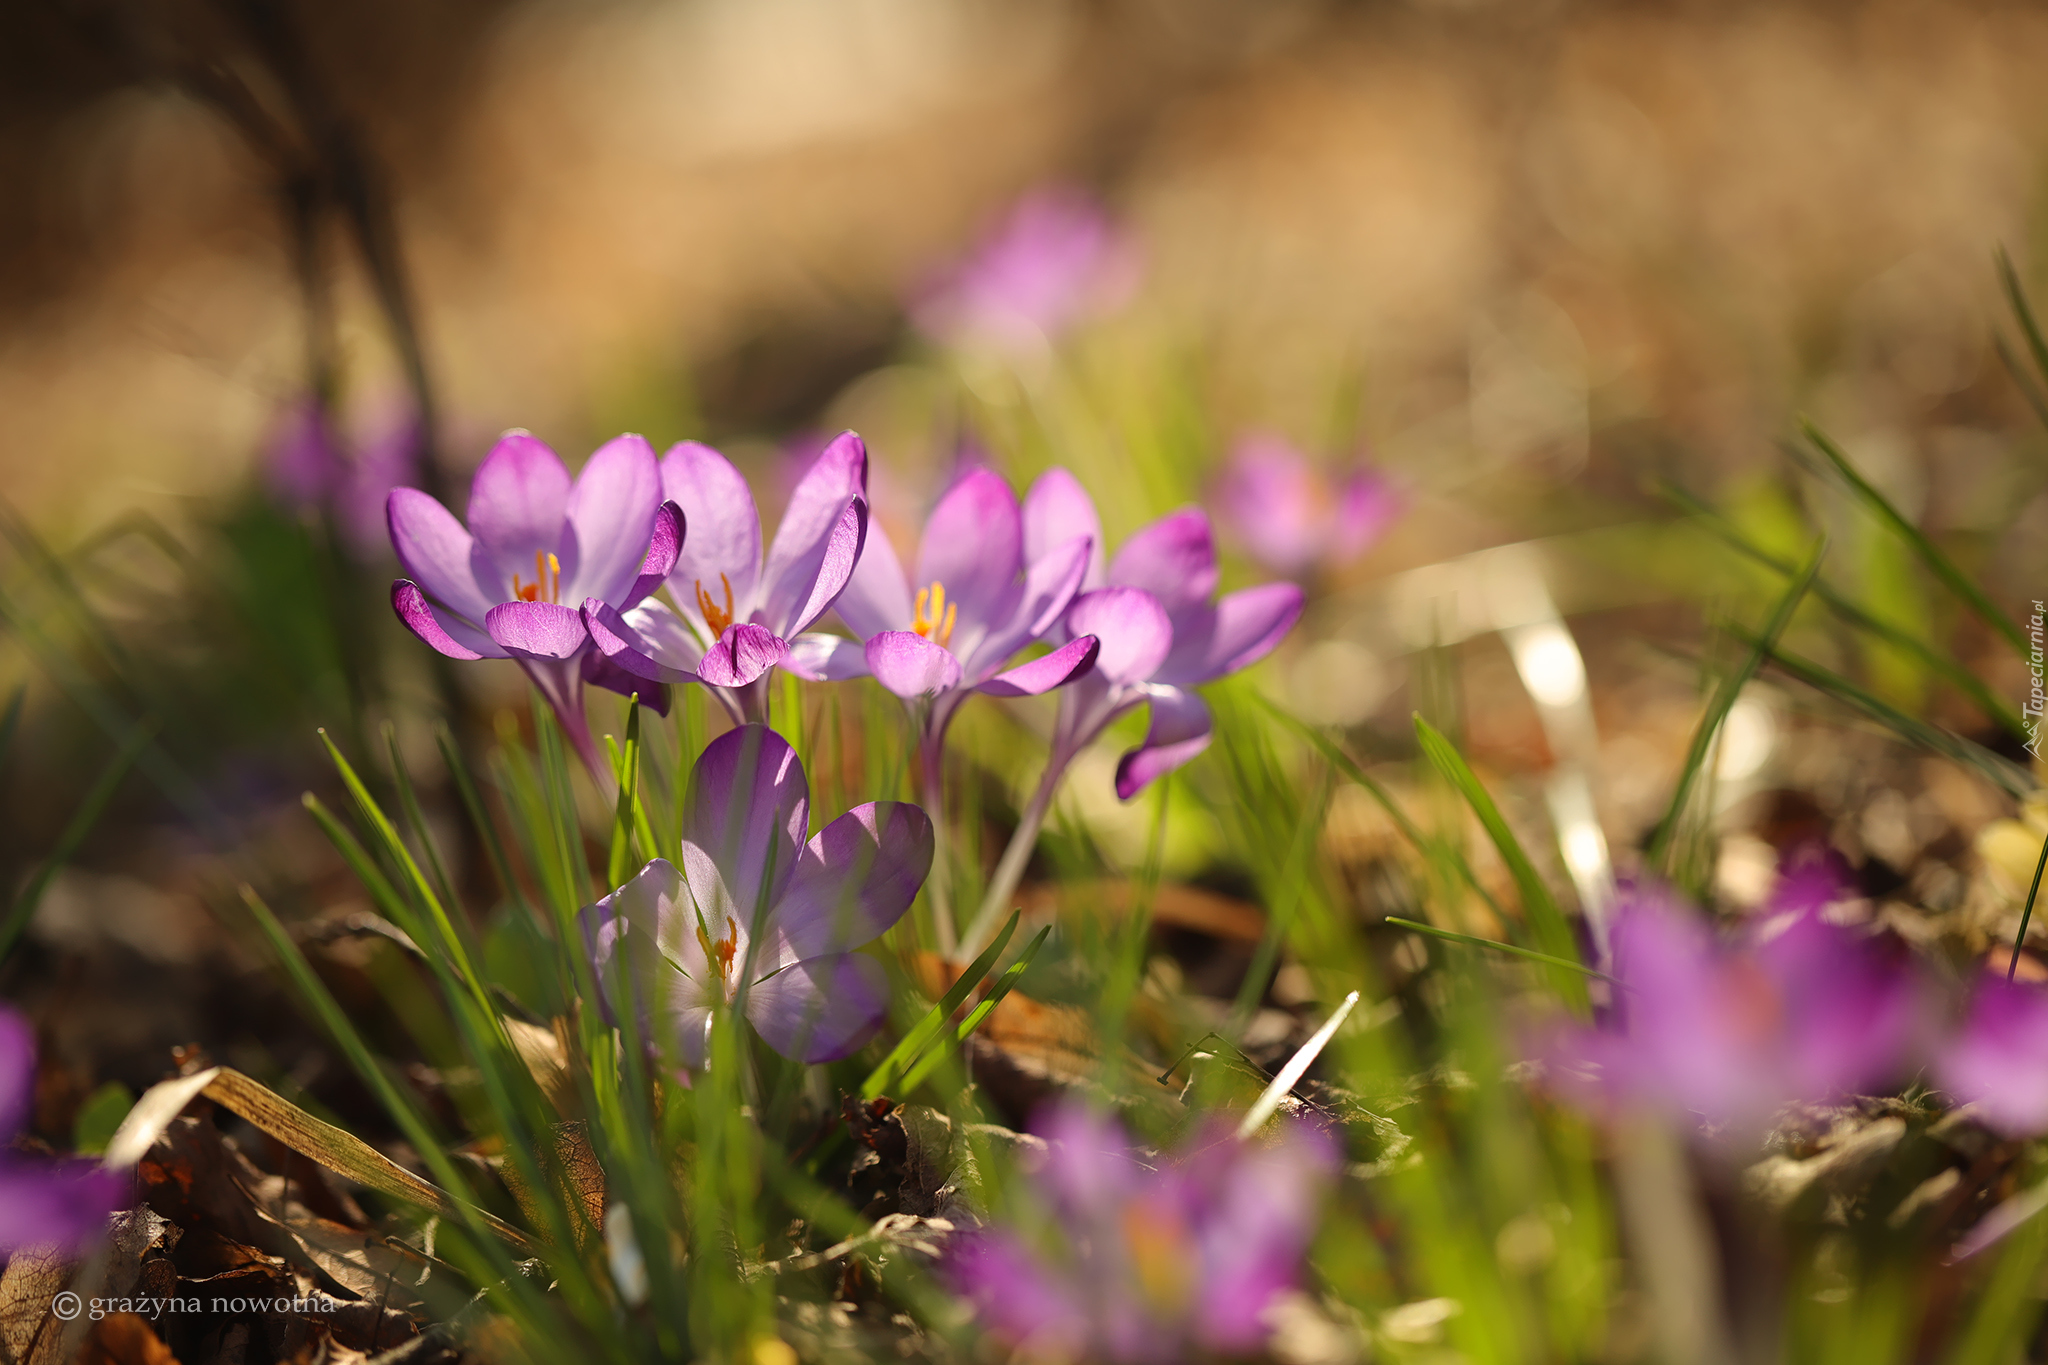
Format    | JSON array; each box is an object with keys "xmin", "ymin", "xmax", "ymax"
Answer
[
  {"xmin": 387, "ymin": 431, "xmax": 682, "ymax": 778},
  {"xmin": 1213, "ymin": 433, "xmax": 1399, "ymax": 579},
  {"xmin": 1538, "ymin": 883, "xmax": 1920, "ymax": 1141},
  {"xmin": 581, "ymin": 724, "xmax": 932, "ymax": 1065},
  {"xmin": 948, "ymin": 1103, "xmax": 1335, "ymax": 1364},
  {"xmin": 911, "ymin": 187, "xmax": 1138, "ymax": 355},
  {"xmin": 1, "ymin": 1008, "xmax": 126, "ymax": 1252}
]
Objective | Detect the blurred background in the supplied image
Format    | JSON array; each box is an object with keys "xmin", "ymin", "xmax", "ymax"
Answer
[{"xmin": 6, "ymin": 0, "xmax": 2048, "ymax": 1120}]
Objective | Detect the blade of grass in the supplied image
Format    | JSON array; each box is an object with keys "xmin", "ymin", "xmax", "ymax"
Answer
[
  {"xmin": 1646, "ymin": 537, "xmax": 1825, "ymax": 870},
  {"xmin": 1386, "ymin": 917, "xmax": 1617, "ymax": 983},
  {"xmin": 860, "ymin": 910, "xmax": 1021, "ymax": 1100},
  {"xmin": 2006, "ymin": 832, "xmax": 2048, "ymax": 982},
  {"xmin": 896, "ymin": 924, "xmax": 1052, "ymax": 1096},
  {"xmin": 1735, "ymin": 629, "xmax": 2033, "ymax": 797},
  {"xmin": 0, "ymin": 717, "xmax": 154, "ymax": 961},
  {"xmin": 1237, "ymin": 990, "xmax": 1360, "ymax": 1138},
  {"xmin": 435, "ymin": 724, "xmax": 527, "ymax": 918},
  {"xmin": 1801, "ymin": 421, "xmax": 2026, "ymax": 655},
  {"xmin": 384, "ymin": 721, "xmax": 458, "ymax": 915},
  {"xmin": 1414, "ymin": 715, "xmax": 1589, "ymax": 1015},
  {"xmin": 1661, "ymin": 482, "xmax": 2024, "ymax": 738},
  {"xmin": 1998, "ymin": 247, "xmax": 2048, "ymax": 397}
]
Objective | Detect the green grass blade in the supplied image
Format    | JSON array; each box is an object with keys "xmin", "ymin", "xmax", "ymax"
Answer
[
  {"xmin": 435, "ymin": 724, "xmax": 527, "ymax": 917},
  {"xmin": 1646, "ymin": 537, "xmax": 1825, "ymax": 870},
  {"xmin": 1385, "ymin": 917, "xmax": 1617, "ymax": 983},
  {"xmin": 2006, "ymin": 831, "xmax": 2048, "ymax": 982},
  {"xmin": 1661, "ymin": 481, "xmax": 2024, "ymax": 737},
  {"xmin": 0, "ymin": 717, "xmax": 154, "ymax": 961},
  {"xmin": 1741, "ymin": 632, "xmax": 2034, "ymax": 797},
  {"xmin": 896, "ymin": 924, "xmax": 1051, "ymax": 1096},
  {"xmin": 859, "ymin": 910, "xmax": 1021, "ymax": 1100},
  {"xmin": 1414, "ymin": 715, "xmax": 1589, "ymax": 1015},
  {"xmin": 384, "ymin": 721, "xmax": 459, "ymax": 915},
  {"xmin": 1998, "ymin": 247, "xmax": 2048, "ymax": 399},
  {"xmin": 1802, "ymin": 420, "xmax": 2026, "ymax": 655}
]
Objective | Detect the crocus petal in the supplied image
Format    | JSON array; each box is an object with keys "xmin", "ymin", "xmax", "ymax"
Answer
[
  {"xmin": 387, "ymin": 489, "xmax": 496, "ymax": 623},
  {"xmin": 759, "ymin": 431, "xmax": 867, "ymax": 633},
  {"xmin": 585, "ymin": 599, "xmax": 705, "ymax": 684},
  {"xmin": 781, "ymin": 499, "xmax": 869, "ymax": 636},
  {"xmin": 979, "ymin": 635, "xmax": 1100, "ymax": 697},
  {"xmin": 1325, "ymin": 470, "xmax": 1400, "ymax": 563},
  {"xmin": 964, "ymin": 532, "xmax": 1093, "ymax": 677},
  {"xmin": 1115, "ymin": 686, "xmax": 1212, "ymax": 799},
  {"xmin": 1153, "ymin": 582, "xmax": 1304, "ymax": 686},
  {"xmin": 660, "ymin": 441, "xmax": 763, "ymax": 620},
  {"xmin": 865, "ymin": 631, "xmax": 964, "ymax": 698},
  {"xmin": 581, "ymin": 648, "xmax": 670, "ymax": 716},
  {"xmin": 621, "ymin": 501, "xmax": 685, "ymax": 610},
  {"xmin": 0, "ymin": 1158, "xmax": 125, "ymax": 1253},
  {"xmin": 562, "ymin": 433, "xmax": 660, "ymax": 606},
  {"xmin": 1065, "ymin": 587, "xmax": 1173, "ymax": 686},
  {"xmin": 946, "ymin": 1231, "xmax": 1089, "ymax": 1357},
  {"xmin": 485, "ymin": 601, "xmax": 589, "ymax": 660},
  {"xmin": 1106, "ymin": 507, "xmax": 1219, "ymax": 612},
  {"xmin": 746, "ymin": 951, "xmax": 889, "ymax": 1063},
  {"xmin": 783, "ymin": 632, "xmax": 871, "ymax": 682},
  {"xmin": 581, "ymin": 859, "xmax": 704, "ymax": 1028},
  {"xmin": 1215, "ymin": 436, "xmax": 1322, "ymax": 574},
  {"xmin": 0, "ymin": 1008, "xmax": 32, "ymax": 1140},
  {"xmin": 914, "ymin": 468, "xmax": 1024, "ymax": 632},
  {"xmin": 393, "ymin": 580, "xmax": 501, "ymax": 660},
  {"xmin": 833, "ymin": 520, "xmax": 913, "ymax": 641},
  {"xmin": 683, "ymin": 724, "xmax": 809, "ymax": 923},
  {"xmin": 1022, "ymin": 467, "xmax": 1105, "ymax": 591},
  {"xmin": 1940, "ymin": 977, "xmax": 2048, "ymax": 1135},
  {"xmin": 696, "ymin": 624, "xmax": 791, "ymax": 688},
  {"xmin": 467, "ymin": 431, "xmax": 572, "ymax": 586},
  {"xmin": 772, "ymin": 802, "xmax": 933, "ymax": 961}
]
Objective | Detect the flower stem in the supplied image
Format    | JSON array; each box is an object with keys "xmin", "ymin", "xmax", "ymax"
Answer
[
  {"xmin": 920, "ymin": 732, "xmax": 957, "ymax": 957},
  {"xmin": 958, "ymin": 747, "xmax": 1066, "ymax": 962}
]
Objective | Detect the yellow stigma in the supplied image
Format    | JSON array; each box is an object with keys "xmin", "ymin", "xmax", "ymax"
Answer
[
  {"xmin": 513, "ymin": 550, "xmax": 562, "ymax": 603},
  {"xmin": 696, "ymin": 573, "xmax": 735, "ymax": 635},
  {"xmin": 1120, "ymin": 1203, "xmax": 1194, "ymax": 1313},
  {"xmin": 695, "ymin": 915, "xmax": 739, "ymax": 987},
  {"xmin": 912, "ymin": 581, "xmax": 957, "ymax": 649}
]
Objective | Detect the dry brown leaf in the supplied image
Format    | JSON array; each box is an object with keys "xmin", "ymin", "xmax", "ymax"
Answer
[
  {"xmin": 77, "ymin": 1313, "xmax": 179, "ymax": 1365},
  {"xmin": 0, "ymin": 1243, "xmax": 79, "ymax": 1365},
  {"xmin": 499, "ymin": 1120, "xmax": 605, "ymax": 1248}
]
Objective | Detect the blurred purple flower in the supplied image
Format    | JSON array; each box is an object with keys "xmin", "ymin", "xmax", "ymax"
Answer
[
  {"xmin": 0, "ymin": 1009, "xmax": 126, "ymax": 1253},
  {"xmin": 1540, "ymin": 886, "xmax": 1920, "ymax": 1139},
  {"xmin": 583, "ymin": 434, "xmax": 868, "ymax": 724},
  {"xmin": 1213, "ymin": 433, "xmax": 1400, "ymax": 577},
  {"xmin": 581, "ymin": 724, "xmax": 931, "ymax": 1065},
  {"xmin": 387, "ymin": 431, "xmax": 683, "ymax": 778},
  {"xmin": 266, "ymin": 397, "xmax": 423, "ymax": 558},
  {"xmin": 948, "ymin": 1104, "xmax": 1334, "ymax": 1363},
  {"xmin": 1939, "ymin": 976, "xmax": 2048, "ymax": 1136},
  {"xmin": 911, "ymin": 188, "xmax": 1139, "ymax": 353}
]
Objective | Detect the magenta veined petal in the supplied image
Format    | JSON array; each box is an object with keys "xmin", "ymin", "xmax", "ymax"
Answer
[
  {"xmin": 979, "ymin": 635, "xmax": 1100, "ymax": 697},
  {"xmin": 484, "ymin": 600, "xmax": 589, "ymax": 660},
  {"xmin": 772, "ymin": 801, "xmax": 933, "ymax": 962},
  {"xmin": 622, "ymin": 500, "xmax": 686, "ymax": 609},
  {"xmin": 683, "ymin": 724, "xmax": 809, "ymax": 926},
  {"xmin": 963, "ymin": 532, "xmax": 1094, "ymax": 678},
  {"xmin": 746, "ymin": 951, "xmax": 890, "ymax": 1063},
  {"xmin": 387, "ymin": 488, "xmax": 497, "ymax": 624},
  {"xmin": 759, "ymin": 432, "xmax": 868, "ymax": 634},
  {"xmin": 783, "ymin": 632, "xmax": 870, "ymax": 681},
  {"xmin": 660, "ymin": 440, "xmax": 764, "ymax": 620},
  {"xmin": 562, "ymin": 433, "xmax": 661, "ymax": 606},
  {"xmin": 467, "ymin": 431, "xmax": 573, "ymax": 584},
  {"xmin": 915, "ymin": 468, "xmax": 1024, "ymax": 631},
  {"xmin": 394, "ymin": 580, "xmax": 497, "ymax": 660},
  {"xmin": 781, "ymin": 499, "xmax": 869, "ymax": 637},
  {"xmin": 1114, "ymin": 686, "xmax": 1212, "ymax": 799},
  {"xmin": 1107, "ymin": 507, "xmax": 1219, "ymax": 613},
  {"xmin": 865, "ymin": 631, "xmax": 965, "ymax": 698},
  {"xmin": 1065, "ymin": 587, "xmax": 1173, "ymax": 686},
  {"xmin": 696, "ymin": 623, "xmax": 791, "ymax": 688},
  {"xmin": 1022, "ymin": 467, "xmax": 1105, "ymax": 592},
  {"xmin": 581, "ymin": 649, "xmax": 670, "ymax": 714},
  {"xmin": 1154, "ymin": 582, "xmax": 1304, "ymax": 686},
  {"xmin": 584, "ymin": 599, "xmax": 703, "ymax": 684}
]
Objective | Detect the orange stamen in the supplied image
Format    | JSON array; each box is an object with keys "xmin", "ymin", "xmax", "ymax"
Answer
[
  {"xmin": 511, "ymin": 550, "xmax": 562, "ymax": 604},
  {"xmin": 695, "ymin": 916, "xmax": 740, "ymax": 987},
  {"xmin": 912, "ymin": 581, "xmax": 957, "ymax": 649},
  {"xmin": 696, "ymin": 573, "xmax": 735, "ymax": 635}
]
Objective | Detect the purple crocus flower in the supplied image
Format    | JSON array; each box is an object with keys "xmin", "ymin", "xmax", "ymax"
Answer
[
  {"xmin": 1938, "ymin": 976, "xmax": 2048, "ymax": 1136},
  {"xmin": 267, "ymin": 395, "xmax": 422, "ymax": 558},
  {"xmin": 948, "ymin": 1103, "xmax": 1334, "ymax": 1364},
  {"xmin": 1213, "ymin": 433, "xmax": 1400, "ymax": 578},
  {"xmin": 1540, "ymin": 886, "xmax": 1920, "ymax": 1141},
  {"xmin": 910, "ymin": 187, "xmax": 1139, "ymax": 354},
  {"xmin": 582, "ymin": 434, "xmax": 868, "ymax": 724},
  {"xmin": 580, "ymin": 724, "xmax": 931, "ymax": 1065},
  {"xmin": 0, "ymin": 1009, "xmax": 126, "ymax": 1252},
  {"xmin": 387, "ymin": 431, "xmax": 683, "ymax": 779}
]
